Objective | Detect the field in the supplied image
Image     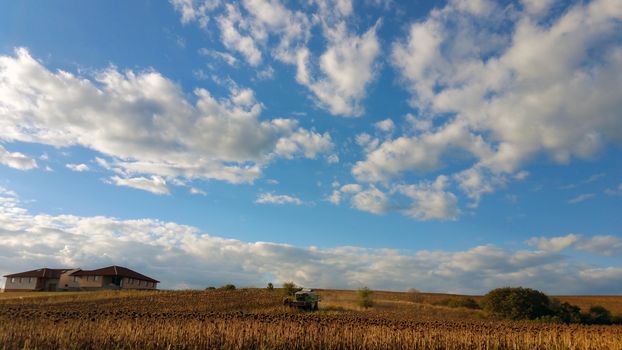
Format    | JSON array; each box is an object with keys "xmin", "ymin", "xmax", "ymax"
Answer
[{"xmin": 0, "ymin": 289, "xmax": 621, "ymax": 349}]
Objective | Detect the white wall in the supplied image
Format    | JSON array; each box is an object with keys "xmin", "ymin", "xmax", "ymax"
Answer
[{"xmin": 4, "ymin": 276, "xmax": 38, "ymax": 290}]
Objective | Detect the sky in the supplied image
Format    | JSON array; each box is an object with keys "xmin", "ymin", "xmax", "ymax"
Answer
[{"xmin": 0, "ymin": 0, "xmax": 621, "ymax": 294}]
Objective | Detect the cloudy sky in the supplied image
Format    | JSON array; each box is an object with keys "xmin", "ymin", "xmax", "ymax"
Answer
[{"xmin": 0, "ymin": 0, "xmax": 621, "ymax": 294}]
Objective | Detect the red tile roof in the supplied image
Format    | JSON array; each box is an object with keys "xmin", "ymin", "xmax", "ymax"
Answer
[
  {"xmin": 71, "ymin": 266, "xmax": 159, "ymax": 283},
  {"xmin": 3, "ymin": 268, "xmax": 71, "ymax": 279}
]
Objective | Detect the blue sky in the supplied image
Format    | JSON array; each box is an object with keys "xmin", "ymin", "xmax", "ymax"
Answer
[{"xmin": 0, "ymin": 0, "xmax": 621, "ymax": 293}]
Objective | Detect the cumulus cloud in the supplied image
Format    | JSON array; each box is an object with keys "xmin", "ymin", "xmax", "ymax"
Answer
[
  {"xmin": 255, "ymin": 192, "xmax": 304, "ymax": 205},
  {"xmin": 0, "ymin": 48, "xmax": 333, "ymax": 187},
  {"xmin": 109, "ymin": 176, "xmax": 171, "ymax": 195},
  {"xmin": 527, "ymin": 234, "xmax": 582, "ymax": 252},
  {"xmin": 394, "ymin": 176, "xmax": 459, "ymax": 220},
  {"xmin": 66, "ymin": 163, "xmax": 90, "ymax": 172},
  {"xmin": 575, "ymin": 235, "xmax": 622, "ymax": 257},
  {"xmin": 329, "ymin": 178, "xmax": 460, "ymax": 220},
  {"xmin": 0, "ymin": 145, "xmax": 37, "ymax": 170},
  {"xmin": 350, "ymin": 186, "xmax": 388, "ymax": 214},
  {"xmin": 0, "ymin": 188, "xmax": 620, "ymax": 294},
  {"xmin": 169, "ymin": 0, "xmax": 219, "ymax": 28},
  {"xmin": 350, "ymin": 0, "xmax": 622, "ymax": 212},
  {"xmin": 295, "ymin": 21, "xmax": 381, "ymax": 116},
  {"xmin": 527, "ymin": 233, "xmax": 622, "ymax": 257},
  {"xmin": 374, "ymin": 119, "xmax": 395, "ymax": 133},
  {"xmin": 172, "ymin": 0, "xmax": 380, "ymax": 116}
]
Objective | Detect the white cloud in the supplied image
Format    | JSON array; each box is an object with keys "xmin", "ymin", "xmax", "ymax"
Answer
[
  {"xmin": 326, "ymin": 154, "xmax": 339, "ymax": 164},
  {"xmin": 169, "ymin": 0, "xmax": 219, "ymax": 28},
  {"xmin": 0, "ymin": 48, "xmax": 332, "ymax": 187},
  {"xmin": 274, "ymin": 128, "xmax": 333, "ymax": 159},
  {"xmin": 296, "ymin": 21, "xmax": 381, "ymax": 116},
  {"xmin": 527, "ymin": 234, "xmax": 582, "ymax": 252},
  {"xmin": 0, "ymin": 145, "xmax": 37, "ymax": 170},
  {"xmin": 353, "ymin": 121, "xmax": 493, "ymax": 183},
  {"xmin": 109, "ymin": 176, "xmax": 171, "ymax": 195},
  {"xmin": 189, "ymin": 187, "xmax": 207, "ymax": 196},
  {"xmin": 0, "ymin": 189, "xmax": 620, "ymax": 294},
  {"xmin": 520, "ymin": 0, "xmax": 557, "ymax": 15},
  {"xmin": 329, "ymin": 179, "xmax": 459, "ymax": 221},
  {"xmin": 351, "ymin": 0, "xmax": 622, "ymax": 209},
  {"xmin": 527, "ymin": 234, "xmax": 622, "ymax": 257},
  {"xmin": 198, "ymin": 48, "xmax": 238, "ymax": 66},
  {"xmin": 66, "ymin": 163, "xmax": 90, "ymax": 172},
  {"xmin": 171, "ymin": 0, "xmax": 380, "ymax": 117},
  {"xmin": 568, "ymin": 193, "xmax": 595, "ymax": 204},
  {"xmin": 329, "ymin": 183, "xmax": 389, "ymax": 214},
  {"xmin": 374, "ymin": 118, "xmax": 395, "ymax": 133},
  {"xmin": 255, "ymin": 192, "xmax": 303, "ymax": 205},
  {"xmin": 576, "ymin": 235, "xmax": 622, "ymax": 257},
  {"xmin": 217, "ymin": 4, "xmax": 263, "ymax": 66},
  {"xmin": 350, "ymin": 186, "xmax": 388, "ymax": 214},
  {"xmin": 394, "ymin": 175, "xmax": 459, "ymax": 220}
]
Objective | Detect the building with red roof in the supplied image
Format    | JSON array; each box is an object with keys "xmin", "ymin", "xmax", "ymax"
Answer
[{"xmin": 3, "ymin": 266, "xmax": 159, "ymax": 292}]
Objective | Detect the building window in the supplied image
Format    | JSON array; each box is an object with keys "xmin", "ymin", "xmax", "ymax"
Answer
[
  {"xmin": 10, "ymin": 277, "xmax": 15, "ymax": 283},
  {"xmin": 94, "ymin": 276, "xmax": 99, "ymax": 281},
  {"xmin": 73, "ymin": 276, "xmax": 79, "ymax": 282},
  {"xmin": 18, "ymin": 277, "xmax": 22, "ymax": 284}
]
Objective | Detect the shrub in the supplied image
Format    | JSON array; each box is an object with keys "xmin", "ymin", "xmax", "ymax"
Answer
[
  {"xmin": 205, "ymin": 286, "xmax": 216, "ymax": 290},
  {"xmin": 282, "ymin": 282, "xmax": 301, "ymax": 296},
  {"xmin": 446, "ymin": 297, "xmax": 481, "ymax": 309},
  {"xmin": 481, "ymin": 287, "xmax": 552, "ymax": 320},
  {"xmin": 357, "ymin": 287, "xmax": 374, "ymax": 309},
  {"xmin": 582, "ymin": 305, "xmax": 612, "ymax": 325},
  {"xmin": 267, "ymin": 283, "xmax": 274, "ymax": 290},
  {"xmin": 408, "ymin": 288, "xmax": 425, "ymax": 303},
  {"xmin": 549, "ymin": 298, "xmax": 581, "ymax": 324},
  {"xmin": 218, "ymin": 284, "xmax": 236, "ymax": 291}
]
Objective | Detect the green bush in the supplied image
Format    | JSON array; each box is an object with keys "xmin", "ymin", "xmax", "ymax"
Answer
[
  {"xmin": 282, "ymin": 281, "xmax": 301, "ymax": 296},
  {"xmin": 481, "ymin": 287, "xmax": 552, "ymax": 320},
  {"xmin": 446, "ymin": 297, "xmax": 481, "ymax": 309},
  {"xmin": 357, "ymin": 287, "xmax": 374, "ymax": 309},
  {"xmin": 218, "ymin": 284, "xmax": 236, "ymax": 291},
  {"xmin": 549, "ymin": 298, "xmax": 581, "ymax": 324},
  {"xmin": 205, "ymin": 286, "xmax": 216, "ymax": 290},
  {"xmin": 267, "ymin": 282, "xmax": 274, "ymax": 290},
  {"xmin": 582, "ymin": 305, "xmax": 612, "ymax": 324}
]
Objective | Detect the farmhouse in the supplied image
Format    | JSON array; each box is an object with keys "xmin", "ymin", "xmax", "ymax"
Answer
[{"xmin": 3, "ymin": 265, "xmax": 159, "ymax": 292}]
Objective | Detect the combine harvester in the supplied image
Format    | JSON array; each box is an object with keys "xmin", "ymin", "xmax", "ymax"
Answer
[{"xmin": 283, "ymin": 289, "xmax": 320, "ymax": 311}]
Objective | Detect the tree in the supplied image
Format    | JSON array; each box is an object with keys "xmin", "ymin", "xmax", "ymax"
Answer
[
  {"xmin": 584, "ymin": 305, "xmax": 612, "ymax": 324},
  {"xmin": 267, "ymin": 282, "xmax": 274, "ymax": 290},
  {"xmin": 408, "ymin": 288, "xmax": 425, "ymax": 303},
  {"xmin": 282, "ymin": 281, "xmax": 300, "ymax": 296},
  {"xmin": 357, "ymin": 287, "xmax": 374, "ymax": 309},
  {"xmin": 218, "ymin": 284, "xmax": 236, "ymax": 291},
  {"xmin": 481, "ymin": 287, "xmax": 552, "ymax": 320},
  {"xmin": 549, "ymin": 298, "xmax": 581, "ymax": 323}
]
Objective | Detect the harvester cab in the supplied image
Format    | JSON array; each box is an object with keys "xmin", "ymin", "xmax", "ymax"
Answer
[{"xmin": 283, "ymin": 288, "xmax": 320, "ymax": 311}]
